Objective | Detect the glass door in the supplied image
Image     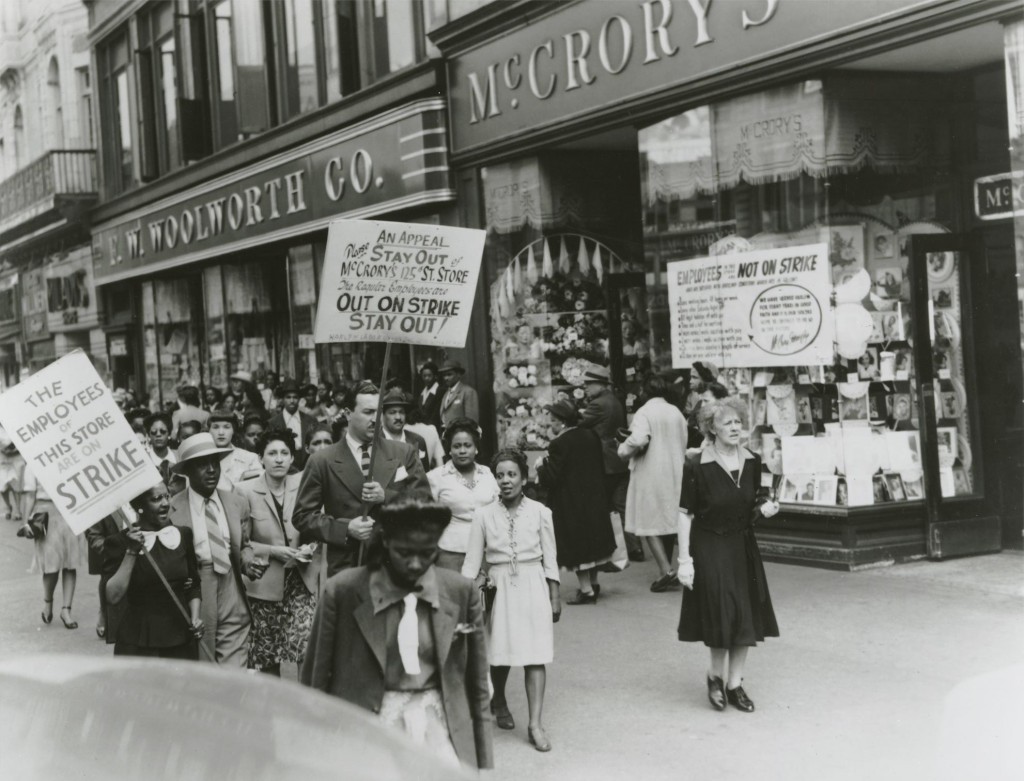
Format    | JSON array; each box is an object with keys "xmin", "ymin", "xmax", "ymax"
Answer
[{"xmin": 907, "ymin": 235, "xmax": 988, "ymax": 556}]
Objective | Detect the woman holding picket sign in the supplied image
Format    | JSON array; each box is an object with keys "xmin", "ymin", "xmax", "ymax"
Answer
[{"xmin": 106, "ymin": 482, "xmax": 205, "ymax": 659}]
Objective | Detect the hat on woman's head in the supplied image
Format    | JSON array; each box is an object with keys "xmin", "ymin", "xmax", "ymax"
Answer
[
  {"xmin": 172, "ymin": 433, "xmax": 233, "ymax": 472},
  {"xmin": 229, "ymin": 370, "xmax": 253, "ymax": 383},
  {"xmin": 544, "ymin": 400, "xmax": 579, "ymax": 426}
]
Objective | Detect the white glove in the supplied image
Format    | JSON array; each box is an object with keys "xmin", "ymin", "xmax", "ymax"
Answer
[
  {"xmin": 760, "ymin": 500, "xmax": 780, "ymax": 519},
  {"xmin": 677, "ymin": 557, "xmax": 694, "ymax": 589}
]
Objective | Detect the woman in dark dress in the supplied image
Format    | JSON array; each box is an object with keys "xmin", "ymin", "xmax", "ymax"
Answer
[
  {"xmin": 106, "ymin": 483, "xmax": 204, "ymax": 659},
  {"xmin": 677, "ymin": 397, "xmax": 780, "ymax": 712},
  {"xmin": 536, "ymin": 400, "xmax": 616, "ymax": 604}
]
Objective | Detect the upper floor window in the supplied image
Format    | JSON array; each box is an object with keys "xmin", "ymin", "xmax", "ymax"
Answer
[
  {"xmin": 136, "ymin": 1, "xmax": 182, "ymax": 179},
  {"xmin": 94, "ymin": 0, "xmax": 438, "ymax": 198},
  {"xmin": 13, "ymin": 105, "xmax": 24, "ymax": 168},
  {"xmin": 98, "ymin": 31, "xmax": 135, "ymax": 196},
  {"xmin": 47, "ymin": 57, "xmax": 64, "ymax": 149},
  {"xmin": 76, "ymin": 67, "xmax": 94, "ymax": 148}
]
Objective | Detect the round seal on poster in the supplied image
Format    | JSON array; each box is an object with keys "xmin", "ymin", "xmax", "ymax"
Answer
[{"xmin": 748, "ymin": 284, "xmax": 823, "ymax": 356}]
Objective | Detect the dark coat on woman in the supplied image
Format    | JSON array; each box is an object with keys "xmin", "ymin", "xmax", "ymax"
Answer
[{"xmin": 537, "ymin": 426, "xmax": 616, "ymax": 568}]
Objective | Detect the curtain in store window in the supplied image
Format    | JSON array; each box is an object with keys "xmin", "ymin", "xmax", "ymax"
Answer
[{"xmin": 710, "ymin": 78, "xmax": 951, "ymax": 191}]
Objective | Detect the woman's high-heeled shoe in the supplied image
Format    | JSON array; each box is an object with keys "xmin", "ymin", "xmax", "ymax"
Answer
[
  {"xmin": 528, "ymin": 726, "xmax": 552, "ymax": 752},
  {"xmin": 491, "ymin": 700, "xmax": 514, "ymax": 730},
  {"xmin": 60, "ymin": 606, "xmax": 78, "ymax": 630},
  {"xmin": 41, "ymin": 599, "xmax": 53, "ymax": 625}
]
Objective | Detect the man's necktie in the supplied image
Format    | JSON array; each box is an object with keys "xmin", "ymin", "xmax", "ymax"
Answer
[
  {"xmin": 360, "ymin": 443, "xmax": 371, "ymax": 479},
  {"xmin": 203, "ymin": 499, "xmax": 231, "ymax": 575},
  {"xmin": 398, "ymin": 592, "xmax": 421, "ymax": 675}
]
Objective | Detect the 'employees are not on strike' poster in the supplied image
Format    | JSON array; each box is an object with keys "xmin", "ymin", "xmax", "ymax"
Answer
[
  {"xmin": 314, "ymin": 219, "xmax": 486, "ymax": 348},
  {"xmin": 0, "ymin": 350, "xmax": 162, "ymax": 534},
  {"xmin": 667, "ymin": 243, "xmax": 834, "ymax": 369}
]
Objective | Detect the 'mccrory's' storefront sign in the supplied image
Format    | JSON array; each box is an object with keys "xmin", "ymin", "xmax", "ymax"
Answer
[
  {"xmin": 445, "ymin": 0, "xmax": 936, "ymax": 158},
  {"xmin": 92, "ymin": 100, "xmax": 452, "ymax": 284}
]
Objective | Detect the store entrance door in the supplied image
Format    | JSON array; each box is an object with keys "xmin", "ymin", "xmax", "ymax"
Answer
[{"xmin": 907, "ymin": 235, "xmax": 1004, "ymax": 558}]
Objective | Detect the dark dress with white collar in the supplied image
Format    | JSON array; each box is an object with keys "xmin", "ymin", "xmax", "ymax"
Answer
[{"xmin": 677, "ymin": 451, "xmax": 779, "ymax": 647}]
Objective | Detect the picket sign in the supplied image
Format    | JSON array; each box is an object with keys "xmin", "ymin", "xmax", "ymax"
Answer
[
  {"xmin": 313, "ymin": 219, "xmax": 487, "ymax": 562},
  {"xmin": 0, "ymin": 350, "xmax": 163, "ymax": 535}
]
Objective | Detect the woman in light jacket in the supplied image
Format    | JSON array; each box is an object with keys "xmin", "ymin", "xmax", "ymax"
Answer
[
  {"xmin": 617, "ymin": 374, "xmax": 688, "ymax": 593},
  {"xmin": 238, "ymin": 428, "xmax": 318, "ymax": 676}
]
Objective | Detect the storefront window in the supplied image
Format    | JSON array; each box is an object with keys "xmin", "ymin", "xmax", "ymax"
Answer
[
  {"xmin": 638, "ymin": 75, "xmax": 962, "ymax": 511},
  {"xmin": 141, "ymin": 282, "xmax": 159, "ymax": 405},
  {"xmin": 481, "ymin": 149, "xmax": 645, "ymax": 455},
  {"xmin": 203, "ymin": 266, "xmax": 227, "ymax": 390},
  {"xmin": 223, "ymin": 258, "xmax": 289, "ymax": 385},
  {"xmin": 154, "ymin": 277, "xmax": 203, "ymax": 401},
  {"xmin": 288, "ymin": 244, "xmax": 318, "ymax": 384}
]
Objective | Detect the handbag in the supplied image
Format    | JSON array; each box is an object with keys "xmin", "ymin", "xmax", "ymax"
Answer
[
  {"xmin": 16, "ymin": 512, "xmax": 49, "ymax": 540},
  {"xmin": 480, "ymin": 581, "xmax": 497, "ymax": 613}
]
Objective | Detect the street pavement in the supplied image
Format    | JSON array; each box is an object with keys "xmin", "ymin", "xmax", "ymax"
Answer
[{"xmin": 1, "ymin": 520, "xmax": 1021, "ymax": 781}]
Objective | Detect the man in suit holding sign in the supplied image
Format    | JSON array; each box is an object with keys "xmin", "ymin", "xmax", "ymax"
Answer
[{"xmin": 293, "ymin": 383, "xmax": 430, "ymax": 578}]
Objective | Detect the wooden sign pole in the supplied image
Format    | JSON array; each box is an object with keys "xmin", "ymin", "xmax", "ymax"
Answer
[{"xmin": 357, "ymin": 340, "xmax": 393, "ymax": 565}]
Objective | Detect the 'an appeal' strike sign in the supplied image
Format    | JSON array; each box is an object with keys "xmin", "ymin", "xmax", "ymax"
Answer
[
  {"xmin": 667, "ymin": 244, "xmax": 834, "ymax": 369},
  {"xmin": 314, "ymin": 219, "xmax": 485, "ymax": 347},
  {"xmin": 0, "ymin": 351, "xmax": 162, "ymax": 534}
]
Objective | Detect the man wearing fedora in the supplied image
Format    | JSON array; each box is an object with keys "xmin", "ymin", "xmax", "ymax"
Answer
[
  {"xmin": 268, "ymin": 379, "xmax": 318, "ymax": 469},
  {"xmin": 169, "ymin": 433, "xmax": 267, "ymax": 665},
  {"xmin": 380, "ymin": 389, "xmax": 431, "ymax": 475},
  {"xmin": 579, "ymin": 365, "xmax": 643, "ymax": 562},
  {"xmin": 293, "ymin": 382, "xmax": 431, "ymax": 578},
  {"xmin": 438, "ymin": 361, "xmax": 479, "ymax": 432}
]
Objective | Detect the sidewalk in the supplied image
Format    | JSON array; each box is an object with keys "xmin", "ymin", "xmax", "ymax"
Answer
[
  {"xmin": 1, "ymin": 530, "xmax": 1020, "ymax": 780},
  {"xmin": 488, "ymin": 551, "xmax": 1024, "ymax": 781}
]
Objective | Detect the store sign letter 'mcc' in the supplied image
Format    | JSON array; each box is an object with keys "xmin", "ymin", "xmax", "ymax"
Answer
[{"xmin": 448, "ymin": 0, "xmax": 933, "ymax": 157}]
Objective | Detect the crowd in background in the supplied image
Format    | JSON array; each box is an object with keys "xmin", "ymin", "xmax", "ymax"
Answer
[{"xmin": 2, "ymin": 357, "xmax": 780, "ymax": 769}]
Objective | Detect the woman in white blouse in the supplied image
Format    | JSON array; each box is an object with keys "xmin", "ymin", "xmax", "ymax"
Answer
[
  {"xmin": 462, "ymin": 448, "xmax": 560, "ymax": 753},
  {"xmin": 427, "ymin": 418, "xmax": 498, "ymax": 573}
]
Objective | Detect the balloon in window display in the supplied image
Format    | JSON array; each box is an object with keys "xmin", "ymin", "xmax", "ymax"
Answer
[{"xmin": 834, "ymin": 302, "xmax": 874, "ymax": 360}]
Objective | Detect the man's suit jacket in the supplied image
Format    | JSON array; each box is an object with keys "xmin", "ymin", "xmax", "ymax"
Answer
[
  {"xmin": 439, "ymin": 382, "xmax": 480, "ymax": 430},
  {"xmin": 292, "ymin": 438, "xmax": 431, "ymax": 577},
  {"xmin": 300, "ymin": 566, "xmax": 494, "ymax": 769},
  {"xmin": 579, "ymin": 387, "xmax": 628, "ymax": 475},
  {"xmin": 417, "ymin": 384, "xmax": 443, "ymax": 430},
  {"xmin": 267, "ymin": 410, "xmax": 318, "ymax": 468},
  {"xmin": 386, "ymin": 429, "xmax": 430, "ymax": 475},
  {"xmin": 218, "ymin": 447, "xmax": 264, "ymax": 491},
  {"xmin": 167, "ymin": 488, "xmax": 254, "ymax": 611},
  {"xmin": 237, "ymin": 473, "xmax": 319, "ymax": 600}
]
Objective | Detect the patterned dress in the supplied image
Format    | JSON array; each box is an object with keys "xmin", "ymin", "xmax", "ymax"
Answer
[{"xmin": 247, "ymin": 493, "xmax": 317, "ymax": 669}]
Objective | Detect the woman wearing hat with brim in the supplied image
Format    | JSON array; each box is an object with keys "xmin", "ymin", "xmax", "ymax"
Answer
[{"xmin": 537, "ymin": 401, "xmax": 617, "ymax": 604}]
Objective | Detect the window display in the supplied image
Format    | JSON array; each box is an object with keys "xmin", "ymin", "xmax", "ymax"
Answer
[
  {"xmin": 639, "ymin": 74, "xmax": 959, "ymax": 512},
  {"xmin": 925, "ymin": 251, "xmax": 977, "ymax": 498}
]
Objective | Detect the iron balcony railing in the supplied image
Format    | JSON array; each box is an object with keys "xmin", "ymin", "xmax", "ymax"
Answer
[{"xmin": 0, "ymin": 149, "xmax": 97, "ymax": 222}]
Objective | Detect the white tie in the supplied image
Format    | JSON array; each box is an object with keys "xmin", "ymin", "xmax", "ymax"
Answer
[{"xmin": 398, "ymin": 593, "xmax": 421, "ymax": 675}]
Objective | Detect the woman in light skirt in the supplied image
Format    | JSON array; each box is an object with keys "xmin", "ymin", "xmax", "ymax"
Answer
[{"xmin": 462, "ymin": 448, "xmax": 560, "ymax": 752}]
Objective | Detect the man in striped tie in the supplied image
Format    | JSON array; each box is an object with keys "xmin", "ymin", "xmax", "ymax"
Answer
[
  {"xmin": 294, "ymin": 382, "xmax": 431, "ymax": 578},
  {"xmin": 169, "ymin": 433, "xmax": 267, "ymax": 666}
]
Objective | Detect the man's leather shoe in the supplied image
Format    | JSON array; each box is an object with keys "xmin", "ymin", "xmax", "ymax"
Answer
[
  {"xmin": 726, "ymin": 685, "xmax": 755, "ymax": 712},
  {"xmin": 628, "ymin": 549, "xmax": 646, "ymax": 562},
  {"xmin": 707, "ymin": 675, "xmax": 726, "ymax": 710}
]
